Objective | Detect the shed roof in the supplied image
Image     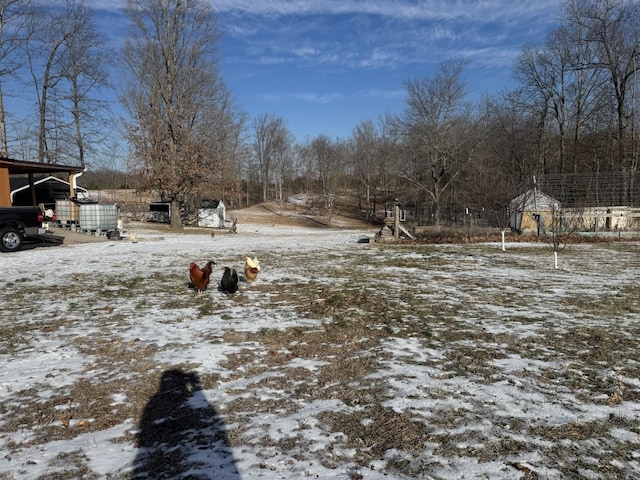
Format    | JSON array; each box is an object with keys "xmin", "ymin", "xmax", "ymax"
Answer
[
  {"xmin": 510, "ymin": 188, "xmax": 560, "ymax": 210},
  {"xmin": 0, "ymin": 157, "xmax": 85, "ymax": 206},
  {"xmin": 0, "ymin": 157, "xmax": 84, "ymax": 175}
]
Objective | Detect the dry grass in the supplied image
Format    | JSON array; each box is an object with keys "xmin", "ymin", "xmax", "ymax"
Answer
[{"xmin": 1, "ymin": 238, "xmax": 640, "ymax": 479}]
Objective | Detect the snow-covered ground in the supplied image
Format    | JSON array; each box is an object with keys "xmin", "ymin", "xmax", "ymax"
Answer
[{"xmin": 1, "ymin": 222, "xmax": 639, "ymax": 479}]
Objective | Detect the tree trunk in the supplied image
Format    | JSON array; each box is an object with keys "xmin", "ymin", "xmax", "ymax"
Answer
[
  {"xmin": 0, "ymin": 82, "xmax": 7, "ymax": 157},
  {"xmin": 39, "ymin": 83, "xmax": 48, "ymax": 162},
  {"xmin": 170, "ymin": 199, "xmax": 183, "ymax": 229},
  {"xmin": 432, "ymin": 187, "xmax": 442, "ymax": 229}
]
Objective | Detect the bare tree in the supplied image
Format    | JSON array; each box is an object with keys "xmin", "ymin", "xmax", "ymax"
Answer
[
  {"xmin": 378, "ymin": 113, "xmax": 403, "ymax": 197},
  {"xmin": 352, "ymin": 119, "xmax": 386, "ymax": 221},
  {"xmin": 26, "ymin": 0, "xmax": 79, "ymax": 163},
  {"xmin": 122, "ymin": 0, "xmax": 235, "ymax": 228},
  {"xmin": 398, "ymin": 60, "xmax": 477, "ymax": 227},
  {"xmin": 554, "ymin": 21, "xmax": 610, "ymax": 173},
  {"xmin": 295, "ymin": 142, "xmax": 317, "ymax": 206},
  {"xmin": 271, "ymin": 126, "xmax": 293, "ymax": 206},
  {"xmin": 461, "ymin": 161, "xmax": 524, "ymax": 247},
  {"xmin": 539, "ymin": 202, "xmax": 587, "ymax": 268},
  {"xmin": 516, "ymin": 38, "xmax": 576, "ymax": 174},
  {"xmin": 59, "ymin": 2, "xmax": 111, "ymax": 167},
  {"xmin": 310, "ymin": 135, "xmax": 347, "ymax": 224},
  {"xmin": 514, "ymin": 9, "xmax": 621, "ymax": 177},
  {"xmin": 202, "ymin": 91, "xmax": 247, "ymax": 208},
  {"xmin": 23, "ymin": 0, "xmax": 108, "ymax": 165},
  {"xmin": 565, "ymin": 0, "xmax": 640, "ymax": 174},
  {"xmin": 479, "ymin": 92, "xmax": 539, "ymax": 184},
  {"xmin": 0, "ymin": 0, "xmax": 33, "ymax": 156},
  {"xmin": 252, "ymin": 113, "xmax": 290, "ymax": 202}
]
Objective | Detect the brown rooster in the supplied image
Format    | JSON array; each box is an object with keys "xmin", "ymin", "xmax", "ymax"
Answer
[
  {"xmin": 189, "ymin": 261, "xmax": 215, "ymax": 295},
  {"xmin": 243, "ymin": 256, "xmax": 260, "ymax": 283}
]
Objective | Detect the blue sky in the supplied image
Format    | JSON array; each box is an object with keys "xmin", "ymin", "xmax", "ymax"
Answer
[
  {"xmin": 55, "ymin": 0, "xmax": 562, "ymax": 143},
  {"xmin": 208, "ymin": 0, "xmax": 562, "ymax": 141}
]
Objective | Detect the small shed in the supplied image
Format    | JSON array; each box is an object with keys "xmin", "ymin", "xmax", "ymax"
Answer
[
  {"xmin": 197, "ymin": 199, "xmax": 225, "ymax": 228},
  {"xmin": 147, "ymin": 202, "xmax": 171, "ymax": 224},
  {"xmin": 510, "ymin": 188, "xmax": 560, "ymax": 234}
]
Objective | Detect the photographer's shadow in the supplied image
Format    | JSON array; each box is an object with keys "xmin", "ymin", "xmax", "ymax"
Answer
[{"xmin": 132, "ymin": 369, "xmax": 240, "ymax": 479}]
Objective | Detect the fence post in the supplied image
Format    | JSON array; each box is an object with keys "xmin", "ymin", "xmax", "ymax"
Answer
[{"xmin": 394, "ymin": 199, "xmax": 400, "ymax": 240}]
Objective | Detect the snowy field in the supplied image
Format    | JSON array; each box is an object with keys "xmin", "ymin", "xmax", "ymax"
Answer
[{"xmin": 1, "ymin": 221, "xmax": 640, "ymax": 479}]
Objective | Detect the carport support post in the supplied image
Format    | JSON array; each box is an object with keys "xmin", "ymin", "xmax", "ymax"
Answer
[{"xmin": 29, "ymin": 173, "xmax": 36, "ymax": 206}]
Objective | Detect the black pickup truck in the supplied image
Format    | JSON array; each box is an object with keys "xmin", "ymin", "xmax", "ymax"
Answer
[{"xmin": 0, "ymin": 206, "xmax": 44, "ymax": 252}]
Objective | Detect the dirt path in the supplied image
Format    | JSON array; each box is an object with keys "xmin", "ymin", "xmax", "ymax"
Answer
[{"xmin": 227, "ymin": 201, "xmax": 371, "ymax": 229}]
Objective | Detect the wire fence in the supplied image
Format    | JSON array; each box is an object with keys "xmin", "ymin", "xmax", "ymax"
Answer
[{"xmin": 537, "ymin": 171, "xmax": 640, "ymax": 208}]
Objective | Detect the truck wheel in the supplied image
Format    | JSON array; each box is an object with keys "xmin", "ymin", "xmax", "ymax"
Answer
[{"xmin": 0, "ymin": 227, "xmax": 24, "ymax": 252}]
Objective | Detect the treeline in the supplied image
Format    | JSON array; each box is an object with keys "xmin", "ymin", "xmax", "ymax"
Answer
[
  {"xmin": 1, "ymin": 1, "xmax": 639, "ymax": 228},
  {"xmin": 118, "ymin": 0, "xmax": 640, "ymax": 228},
  {"xmin": 246, "ymin": 0, "xmax": 640, "ymax": 227}
]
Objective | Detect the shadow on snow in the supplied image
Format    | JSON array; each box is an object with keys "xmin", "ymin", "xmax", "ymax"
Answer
[{"xmin": 132, "ymin": 369, "xmax": 240, "ymax": 479}]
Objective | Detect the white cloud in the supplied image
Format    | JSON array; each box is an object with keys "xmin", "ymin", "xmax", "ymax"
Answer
[
  {"xmin": 78, "ymin": 0, "xmax": 558, "ymax": 74},
  {"xmin": 355, "ymin": 88, "xmax": 405, "ymax": 100},
  {"xmin": 209, "ymin": 0, "xmax": 559, "ymax": 24},
  {"xmin": 295, "ymin": 92, "xmax": 343, "ymax": 103},
  {"xmin": 70, "ymin": 0, "xmax": 127, "ymax": 11},
  {"xmin": 215, "ymin": 0, "xmax": 560, "ymax": 74},
  {"xmin": 260, "ymin": 88, "xmax": 405, "ymax": 105},
  {"xmin": 261, "ymin": 91, "xmax": 344, "ymax": 104},
  {"xmin": 291, "ymin": 47, "xmax": 319, "ymax": 57}
]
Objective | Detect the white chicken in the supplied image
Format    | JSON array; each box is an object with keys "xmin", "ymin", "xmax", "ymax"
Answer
[{"xmin": 244, "ymin": 256, "xmax": 260, "ymax": 283}]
